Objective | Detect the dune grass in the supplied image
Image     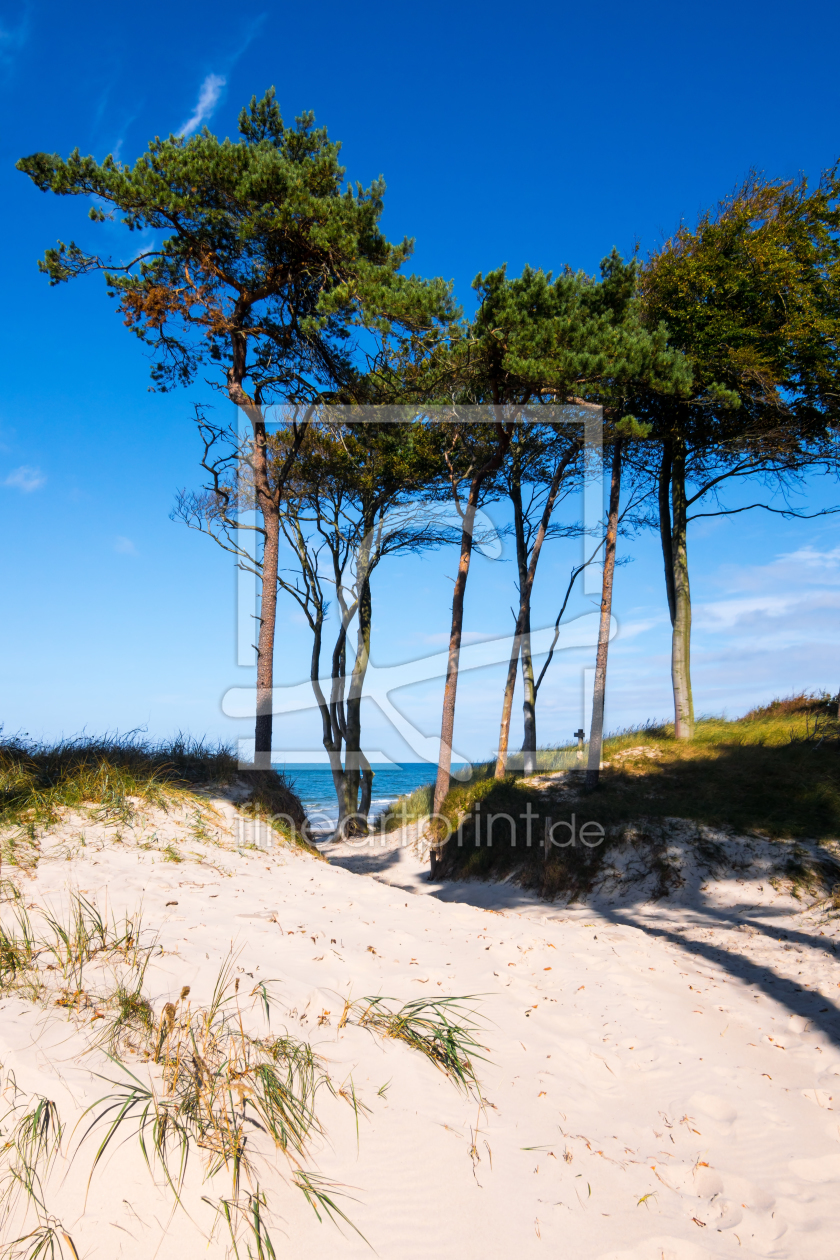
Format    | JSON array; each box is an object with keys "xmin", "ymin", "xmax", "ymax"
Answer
[
  {"xmin": 0, "ymin": 886, "xmax": 156, "ymax": 1011},
  {"xmin": 0, "ymin": 732, "xmax": 309, "ymax": 866},
  {"xmin": 340, "ymin": 995, "xmax": 486, "ymax": 1099},
  {"xmin": 0, "ymin": 881, "xmax": 488, "ymax": 1254},
  {"xmin": 374, "ymin": 781, "xmax": 434, "ymax": 833},
  {"xmin": 82, "ymin": 962, "xmax": 346, "ymax": 1249},
  {"xmin": 0, "ymin": 893, "xmax": 354, "ymax": 1256},
  {"xmin": 0, "ymin": 1088, "xmax": 78, "ymax": 1259},
  {"xmin": 428, "ymin": 693, "xmax": 840, "ymax": 898}
]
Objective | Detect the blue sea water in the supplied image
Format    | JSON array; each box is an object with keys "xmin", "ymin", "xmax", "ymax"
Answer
[{"xmin": 271, "ymin": 761, "xmax": 462, "ymax": 829}]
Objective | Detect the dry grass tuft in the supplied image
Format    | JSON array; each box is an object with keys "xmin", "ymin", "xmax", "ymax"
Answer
[
  {"xmin": 0, "ymin": 891, "xmax": 156, "ymax": 1012},
  {"xmin": 81, "ymin": 961, "xmax": 362, "ymax": 1252}
]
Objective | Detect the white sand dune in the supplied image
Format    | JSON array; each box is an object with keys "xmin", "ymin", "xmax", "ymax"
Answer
[{"xmin": 1, "ymin": 794, "xmax": 839, "ymax": 1259}]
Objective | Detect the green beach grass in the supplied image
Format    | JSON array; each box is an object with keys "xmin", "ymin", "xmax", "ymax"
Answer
[
  {"xmin": 0, "ymin": 731, "xmax": 309, "ymax": 866},
  {"xmin": 380, "ymin": 693, "xmax": 840, "ymax": 898}
]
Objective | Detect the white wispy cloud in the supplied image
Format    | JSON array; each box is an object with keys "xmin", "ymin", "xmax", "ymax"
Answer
[
  {"xmin": 613, "ymin": 616, "xmax": 662, "ymax": 641},
  {"xmin": 114, "ymin": 536, "xmax": 138, "ymax": 555},
  {"xmin": 4, "ymin": 466, "xmax": 45, "ymax": 492},
  {"xmin": 177, "ymin": 74, "xmax": 226, "ymax": 137},
  {"xmin": 776, "ymin": 543, "xmax": 840, "ymax": 570}
]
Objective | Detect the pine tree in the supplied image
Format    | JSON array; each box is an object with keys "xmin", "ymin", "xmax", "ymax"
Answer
[
  {"xmin": 18, "ymin": 89, "xmax": 454, "ymax": 760},
  {"xmin": 637, "ymin": 169, "xmax": 840, "ymax": 737}
]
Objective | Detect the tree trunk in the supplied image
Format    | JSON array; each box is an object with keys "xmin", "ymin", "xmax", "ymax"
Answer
[
  {"xmin": 323, "ymin": 604, "xmax": 350, "ymax": 826},
  {"xmin": 520, "ymin": 609, "xmax": 537, "ymax": 774},
  {"xmin": 359, "ymin": 752, "xmax": 374, "ymax": 818},
  {"xmin": 432, "ymin": 482, "xmax": 481, "ymax": 821},
  {"xmin": 585, "ymin": 439, "xmax": 622, "ymax": 791},
  {"xmin": 343, "ymin": 557, "xmax": 373, "ymax": 836},
  {"xmin": 494, "ymin": 439, "xmax": 578, "ymax": 778},
  {"xmin": 509, "ymin": 473, "xmax": 538, "ymax": 775},
  {"xmin": 658, "ymin": 440, "xmax": 676, "ymax": 625},
  {"xmin": 431, "ymin": 423, "xmax": 513, "ymax": 875},
  {"xmin": 308, "ymin": 613, "xmax": 348, "ymax": 833},
  {"xmin": 252, "ymin": 410, "xmax": 278, "ymax": 766},
  {"xmin": 495, "ymin": 466, "xmax": 529, "ymax": 778},
  {"xmin": 494, "ymin": 610, "xmax": 524, "ymax": 779},
  {"xmin": 228, "ymin": 351, "xmax": 310, "ymax": 763},
  {"xmin": 670, "ymin": 439, "xmax": 694, "ymax": 739}
]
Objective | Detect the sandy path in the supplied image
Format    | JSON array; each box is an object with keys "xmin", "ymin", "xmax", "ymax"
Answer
[{"xmin": 1, "ymin": 802, "xmax": 838, "ymax": 1259}]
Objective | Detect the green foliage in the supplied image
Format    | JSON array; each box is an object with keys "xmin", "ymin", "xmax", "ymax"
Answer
[
  {"xmin": 17, "ymin": 88, "xmax": 455, "ymax": 404},
  {"xmin": 631, "ymin": 168, "xmax": 840, "ymax": 503},
  {"xmin": 456, "ymin": 250, "xmax": 691, "ymax": 408},
  {"xmin": 374, "ymin": 781, "xmax": 434, "ymax": 832},
  {"xmin": 277, "ymin": 414, "xmax": 445, "ymax": 512},
  {"xmin": 641, "ymin": 169, "xmax": 840, "ymax": 426},
  {"xmin": 614, "ymin": 414, "xmax": 651, "ymax": 439}
]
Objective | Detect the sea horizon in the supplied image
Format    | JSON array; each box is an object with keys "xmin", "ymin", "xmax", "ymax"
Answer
[{"xmin": 271, "ymin": 760, "xmax": 466, "ymax": 827}]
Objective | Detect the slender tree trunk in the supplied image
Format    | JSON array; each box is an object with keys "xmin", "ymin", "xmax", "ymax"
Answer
[
  {"xmin": 359, "ymin": 751, "xmax": 374, "ymax": 818},
  {"xmin": 431, "ymin": 421, "xmax": 513, "ymax": 876},
  {"xmin": 585, "ymin": 439, "xmax": 623, "ymax": 791},
  {"xmin": 309, "ymin": 614, "xmax": 348, "ymax": 832},
  {"xmin": 509, "ymin": 476, "xmax": 538, "ymax": 775},
  {"xmin": 496, "ymin": 469, "xmax": 528, "ymax": 778},
  {"xmin": 520, "ymin": 607, "xmax": 537, "ymax": 773},
  {"xmin": 228, "ymin": 348, "xmax": 310, "ymax": 762},
  {"xmin": 311, "ymin": 619, "xmax": 363, "ymax": 835},
  {"xmin": 494, "ymin": 609, "xmax": 525, "ymax": 779},
  {"xmin": 658, "ymin": 440, "xmax": 676, "ymax": 625},
  {"xmin": 433, "ymin": 485, "xmax": 481, "ymax": 819},
  {"xmin": 494, "ymin": 440, "xmax": 578, "ymax": 778},
  {"xmin": 252, "ymin": 412, "xmax": 279, "ymax": 766},
  {"xmin": 343, "ymin": 561, "xmax": 373, "ymax": 836},
  {"xmin": 670, "ymin": 439, "xmax": 694, "ymax": 739},
  {"xmin": 326, "ymin": 592, "xmax": 355, "ymax": 830}
]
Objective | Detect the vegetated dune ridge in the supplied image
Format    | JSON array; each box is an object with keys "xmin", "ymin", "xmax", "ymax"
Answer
[{"xmin": 1, "ymin": 791, "xmax": 840, "ymax": 1260}]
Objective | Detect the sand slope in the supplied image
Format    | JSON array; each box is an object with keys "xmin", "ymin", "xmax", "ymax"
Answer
[{"xmin": 1, "ymin": 797, "xmax": 839, "ymax": 1259}]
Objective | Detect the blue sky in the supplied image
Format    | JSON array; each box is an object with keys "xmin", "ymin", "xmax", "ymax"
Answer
[{"xmin": 1, "ymin": 0, "xmax": 838, "ymax": 759}]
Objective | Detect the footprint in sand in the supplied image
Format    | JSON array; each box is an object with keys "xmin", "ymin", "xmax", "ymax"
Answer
[
  {"xmin": 789, "ymin": 1152, "xmax": 840, "ymax": 1182},
  {"xmin": 688, "ymin": 1092, "xmax": 737, "ymax": 1124},
  {"xmin": 709, "ymin": 1199, "xmax": 743, "ymax": 1229},
  {"xmin": 685, "ymin": 1092, "xmax": 737, "ymax": 1135}
]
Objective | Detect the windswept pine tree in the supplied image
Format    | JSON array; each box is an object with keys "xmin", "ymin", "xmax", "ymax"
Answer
[{"xmin": 17, "ymin": 89, "xmax": 455, "ymax": 761}]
